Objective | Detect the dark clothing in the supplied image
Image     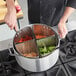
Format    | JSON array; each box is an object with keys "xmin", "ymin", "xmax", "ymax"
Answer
[{"xmin": 28, "ymin": 0, "xmax": 76, "ymax": 26}]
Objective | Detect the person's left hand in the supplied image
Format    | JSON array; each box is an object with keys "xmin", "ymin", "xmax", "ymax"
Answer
[
  {"xmin": 58, "ymin": 20, "xmax": 68, "ymax": 38},
  {"xmin": 4, "ymin": 8, "xmax": 18, "ymax": 31}
]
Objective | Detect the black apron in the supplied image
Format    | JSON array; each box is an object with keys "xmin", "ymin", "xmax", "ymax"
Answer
[{"xmin": 28, "ymin": 0, "xmax": 66, "ymax": 26}]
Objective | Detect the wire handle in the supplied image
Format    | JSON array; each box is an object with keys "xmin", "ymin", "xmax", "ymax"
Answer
[{"xmin": 8, "ymin": 43, "xmax": 20, "ymax": 56}]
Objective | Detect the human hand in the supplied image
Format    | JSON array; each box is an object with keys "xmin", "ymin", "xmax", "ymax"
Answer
[
  {"xmin": 58, "ymin": 20, "xmax": 68, "ymax": 38},
  {"xmin": 4, "ymin": 8, "xmax": 18, "ymax": 31}
]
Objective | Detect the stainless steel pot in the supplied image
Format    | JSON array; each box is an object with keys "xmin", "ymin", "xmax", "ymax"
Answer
[{"xmin": 10, "ymin": 24, "xmax": 59, "ymax": 72}]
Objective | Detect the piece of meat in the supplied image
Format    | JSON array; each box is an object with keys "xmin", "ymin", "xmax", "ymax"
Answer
[{"xmin": 23, "ymin": 52, "xmax": 38, "ymax": 57}]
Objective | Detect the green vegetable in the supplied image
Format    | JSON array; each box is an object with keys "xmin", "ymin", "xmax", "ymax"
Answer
[
  {"xmin": 48, "ymin": 46, "xmax": 56, "ymax": 52},
  {"xmin": 39, "ymin": 46, "xmax": 56, "ymax": 56},
  {"xmin": 36, "ymin": 35, "xmax": 57, "ymax": 56}
]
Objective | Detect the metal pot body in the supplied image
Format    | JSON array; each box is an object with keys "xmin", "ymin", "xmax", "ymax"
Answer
[
  {"xmin": 13, "ymin": 48, "xmax": 59, "ymax": 72},
  {"xmin": 12, "ymin": 24, "xmax": 59, "ymax": 72}
]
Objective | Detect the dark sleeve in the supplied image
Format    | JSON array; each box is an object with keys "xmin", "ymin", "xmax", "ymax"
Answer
[{"xmin": 66, "ymin": 0, "xmax": 76, "ymax": 9}]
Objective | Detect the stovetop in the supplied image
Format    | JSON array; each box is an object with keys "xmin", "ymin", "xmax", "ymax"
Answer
[{"xmin": 0, "ymin": 30, "xmax": 76, "ymax": 76}]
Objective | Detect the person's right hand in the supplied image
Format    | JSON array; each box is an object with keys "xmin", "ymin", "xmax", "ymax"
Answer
[
  {"xmin": 4, "ymin": 8, "xmax": 18, "ymax": 31},
  {"xmin": 58, "ymin": 20, "xmax": 68, "ymax": 38}
]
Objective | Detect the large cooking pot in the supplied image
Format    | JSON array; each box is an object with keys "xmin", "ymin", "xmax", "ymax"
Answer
[{"xmin": 9, "ymin": 24, "xmax": 59, "ymax": 72}]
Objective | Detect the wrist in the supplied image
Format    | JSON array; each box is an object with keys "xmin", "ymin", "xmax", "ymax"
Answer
[
  {"xmin": 8, "ymin": 7, "xmax": 16, "ymax": 13},
  {"xmin": 59, "ymin": 17, "xmax": 67, "ymax": 24}
]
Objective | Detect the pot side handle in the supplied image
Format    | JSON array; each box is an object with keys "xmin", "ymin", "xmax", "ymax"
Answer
[{"xmin": 8, "ymin": 43, "xmax": 20, "ymax": 56}]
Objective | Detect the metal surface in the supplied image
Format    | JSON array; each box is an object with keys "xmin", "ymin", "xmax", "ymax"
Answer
[{"xmin": 13, "ymin": 48, "xmax": 59, "ymax": 72}]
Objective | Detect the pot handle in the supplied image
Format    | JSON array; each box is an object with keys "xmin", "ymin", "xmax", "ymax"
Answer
[
  {"xmin": 9, "ymin": 48, "xmax": 21, "ymax": 56},
  {"xmin": 8, "ymin": 43, "xmax": 20, "ymax": 56}
]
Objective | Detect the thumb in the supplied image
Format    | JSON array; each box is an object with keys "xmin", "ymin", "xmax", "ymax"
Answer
[{"xmin": 14, "ymin": 25, "xmax": 19, "ymax": 31}]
